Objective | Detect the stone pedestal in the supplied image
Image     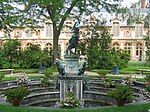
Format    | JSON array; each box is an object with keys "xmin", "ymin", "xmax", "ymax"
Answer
[
  {"xmin": 64, "ymin": 54, "xmax": 79, "ymax": 75},
  {"xmin": 60, "ymin": 80, "xmax": 65, "ymax": 101},
  {"xmin": 59, "ymin": 76, "xmax": 83, "ymax": 101},
  {"xmin": 76, "ymin": 79, "xmax": 83, "ymax": 100},
  {"xmin": 59, "ymin": 54, "xmax": 83, "ymax": 101}
]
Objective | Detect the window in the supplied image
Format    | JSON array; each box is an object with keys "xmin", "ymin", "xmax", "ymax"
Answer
[
  {"xmin": 25, "ymin": 29, "xmax": 33, "ymax": 38},
  {"xmin": 113, "ymin": 42, "xmax": 120, "ymax": 50},
  {"xmin": 112, "ymin": 22, "xmax": 120, "ymax": 36},
  {"xmin": 124, "ymin": 43, "xmax": 131, "ymax": 59},
  {"xmin": 136, "ymin": 43, "xmax": 142, "ymax": 61},
  {"xmin": 26, "ymin": 43, "xmax": 32, "ymax": 49},
  {"xmin": 15, "ymin": 31, "xmax": 22, "ymax": 37},
  {"xmin": 45, "ymin": 43, "xmax": 53, "ymax": 51},
  {"xmin": 46, "ymin": 23, "xmax": 52, "ymax": 37},
  {"xmin": 135, "ymin": 24, "xmax": 143, "ymax": 37}
]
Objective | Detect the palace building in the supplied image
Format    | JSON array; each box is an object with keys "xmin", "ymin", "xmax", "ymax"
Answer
[{"xmin": 0, "ymin": 0, "xmax": 149, "ymax": 62}]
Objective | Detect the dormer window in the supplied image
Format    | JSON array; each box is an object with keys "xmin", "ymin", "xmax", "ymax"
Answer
[
  {"xmin": 112, "ymin": 22, "xmax": 120, "ymax": 36},
  {"xmin": 25, "ymin": 29, "xmax": 33, "ymax": 38},
  {"xmin": 46, "ymin": 23, "xmax": 52, "ymax": 37},
  {"xmin": 135, "ymin": 23, "xmax": 143, "ymax": 37}
]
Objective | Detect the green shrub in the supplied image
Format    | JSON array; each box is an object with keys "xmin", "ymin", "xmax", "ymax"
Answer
[
  {"xmin": 0, "ymin": 73, "xmax": 5, "ymax": 82},
  {"xmin": 145, "ymin": 75, "xmax": 150, "ymax": 82},
  {"xmin": 102, "ymin": 77, "xmax": 115, "ymax": 88},
  {"xmin": 41, "ymin": 77, "xmax": 52, "ymax": 87},
  {"xmin": 107, "ymin": 85, "xmax": 133, "ymax": 107},
  {"xmin": 97, "ymin": 70, "xmax": 108, "ymax": 78},
  {"xmin": 3, "ymin": 86, "xmax": 30, "ymax": 101},
  {"xmin": 146, "ymin": 85, "xmax": 150, "ymax": 92},
  {"xmin": 44, "ymin": 67, "xmax": 56, "ymax": 78}
]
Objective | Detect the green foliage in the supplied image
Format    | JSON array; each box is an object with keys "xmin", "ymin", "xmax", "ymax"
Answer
[
  {"xmin": 60, "ymin": 92, "xmax": 80, "ymax": 109},
  {"xmin": 79, "ymin": 18, "xmax": 130, "ymax": 70},
  {"xmin": 145, "ymin": 75, "xmax": 150, "ymax": 82},
  {"xmin": 3, "ymin": 86, "xmax": 30, "ymax": 101},
  {"xmin": 107, "ymin": 85, "xmax": 133, "ymax": 107},
  {"xmin": 110, "ymin": 50, "xmax": 130, "ymax": 69},
  {"xmin": 0, "ymin": 73, "xmax": 5, "ymax": 82},
  {"xmin": 44, "ymin": 67, "xmax": 56, "ymax": 78},
  {"xmin": 146, "ymin": 85, "xmax": 150, "ymax": 92},
  {"xmin": 2, "ymin": 39, "xmax": 21, "ymax": 68},
  {"xmin": 102, "ymin": 77, "xmax": 115, "ymax": 88},
  {"xmin": 0, "ymin": 103, "xmax": 150, "ymax": 112},
  {"xmin": 145, "ymin": 35, "xmax": 150, "ymax": 66},
  {"xmin": 97, "ymin": 70, "xmax": 108, "ymax": 78},
  {"xmin": 79, "ymin": 19, "xmax": 112, "ymax": 69},
  {"xmin": 0, "ymin": 0, "xmax": 120, "ymax": 64},
  {"xmin": 0, "ymin": 40, "xmax": 52, "ymax": 69},
  {"xmin": 41, "ymin": 77, "xmax": 52, "ymax": 87}
]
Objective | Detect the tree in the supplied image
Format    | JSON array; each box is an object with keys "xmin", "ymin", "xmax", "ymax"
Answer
[
  {"xmin": 0, "ymin": 0, "xmax": 120, "ymax": 64},
  {"xmin": 79, "ymin": 17, "xmax": 130, "ymax": 69},
  {"xmin": 21, "ymin": 44, "xmax": 43, "ymax": 68},
  {"xmin": 0, "ymin": 1, "xmax": 22, "ymax": 37},
  {"xmin": 21, "ymin": 44, "xmax": 52, "ymax": 68},
  {"xmin": 79, "ymin": 18, "xmax": 112, "ymax": 69},
  {"xmin": 2, "ymin": 39, "xmax": 21, "ymax": 68}
]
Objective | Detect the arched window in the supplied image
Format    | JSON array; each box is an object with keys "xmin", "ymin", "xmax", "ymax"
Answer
[
  {"xmin": 124, "ymin": 43, "xmax": 131, "ymax": 54},
  {"xmin": 113, "ymin": 42, "xmax": 120, "ymax": 50},
  {"xmin": 136, "ymin": 43, "xmax": 142, "ymax": 61},
  {"xmin": 124, "ymin": 43, "xmax": 131, "ymax": 59},
  {"xmin": 37, "ymin": 44, "xmax": 41, "ymax": 49},
  {"xmin": 17, "ymin": 43, "xmax": 21, "ymax": 51},
  {"xmin": 15, "ymin": 31, "xmax": 22, "ymax": 37},
  {"xmin": 45, "ymin": 43, "xmax": 53, "ymax": 51},
  {"xmin": 26, "ymin": 43, "xmax": 32, "ymax": 49}
]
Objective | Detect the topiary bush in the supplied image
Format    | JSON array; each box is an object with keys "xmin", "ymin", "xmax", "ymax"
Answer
[{"xmin": 107, "ymin": 85, "xmax": 133, "ymax": 107}]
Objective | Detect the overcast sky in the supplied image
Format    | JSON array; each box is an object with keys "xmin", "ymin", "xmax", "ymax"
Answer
[{"xmin": 121, "ymin": 0, "xmax": 139, "ymax": 7}]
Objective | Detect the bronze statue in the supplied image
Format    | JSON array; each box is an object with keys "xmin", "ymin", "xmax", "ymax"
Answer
[
  {"xmin": 66, "ymin": 18, "xmax": 80, "ymax": 55},
  {"xmin": 78, "ymin": 61, "xmax": 87, "ymax": 76},
  {"xmin": 55, "ymin": 60, "xmax": 65, "ymax": 76}
]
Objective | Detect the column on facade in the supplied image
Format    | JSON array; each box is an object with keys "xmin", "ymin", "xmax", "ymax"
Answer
[
  {"xmin": 131, "ymin": 43, "xmax": 136, "ymax": 61},
  {"xmin": 40, "ymin": 41, "xmax": 45, "ymax": 50},
  {"xmin": 120, "ymin": 41, "xmax": 124, "ymax": 50}
]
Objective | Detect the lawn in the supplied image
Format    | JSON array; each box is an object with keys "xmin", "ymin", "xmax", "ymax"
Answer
[{"xmin": 0, "ymin": 103, "xmax": 149, "ymax": 112}]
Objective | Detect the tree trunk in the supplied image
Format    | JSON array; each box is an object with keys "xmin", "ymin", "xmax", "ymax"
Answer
[{"xmin": 52, "ymin": 25, "xmax": 60, "ymax": 65}]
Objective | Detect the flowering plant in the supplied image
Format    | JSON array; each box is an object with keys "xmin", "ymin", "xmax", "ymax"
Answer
[
  {"xmin": 60, "ymin": 92, "xmax": 80, "ymax": 108},
  {"xmin": 18, "ymin": 74, "xmax": 28, "ymax": 85}
]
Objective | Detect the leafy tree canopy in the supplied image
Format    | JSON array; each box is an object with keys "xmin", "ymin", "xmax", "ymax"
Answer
[{"xmin": 0, "ymin": 0, "xmax": 120, "ymax": 63}]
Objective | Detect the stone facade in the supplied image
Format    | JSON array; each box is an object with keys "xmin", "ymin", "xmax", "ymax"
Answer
[{"xmin": 0, "ymin": 19, "xmax": 149, "ymax": 61}]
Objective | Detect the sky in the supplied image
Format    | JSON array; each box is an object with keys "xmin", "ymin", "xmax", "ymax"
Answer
[
  {"xmin": 121, "ymin": 0, "xmax": 150, "ymax": 7},
  {"xmin": 121, "ymin": 0, "xmax": 139, "ymax": 7}
]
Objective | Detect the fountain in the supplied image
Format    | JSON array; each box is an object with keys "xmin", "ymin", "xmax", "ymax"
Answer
[{"xmin": 56, "ymin": 18, "xmax": 86, "ymax": 107}]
